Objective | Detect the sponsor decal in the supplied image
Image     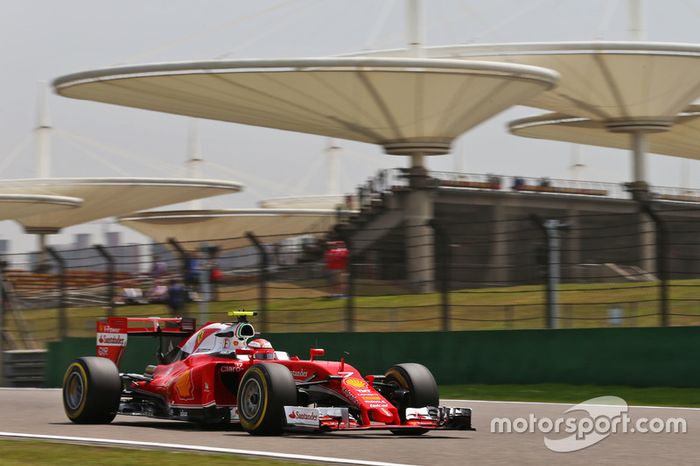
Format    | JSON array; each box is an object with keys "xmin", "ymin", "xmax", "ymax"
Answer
[
  {"xmin": 284, "ymin": 407, "xmax": 320, "ymax": 427},
  {"xmin": 97, "ymin": 333, "xmax": 127, "ymax": 347},
  {"xmin": 345, "ymin": 378, "xmax": 367, "ymax": 389},
  {"xmin": 97, "ymin": 347, "xmax": 109, "ymax": 357},
  {"xmin": 196, "ymin": 330, "xmax": 205, "ymax": 345},
  {"xmin": 174, "ymin": 370, "xmax": 194, "ymax": 400},
  {"xmin": 291, "ymin": 369, "xmax": 308, "ymax": 378},
  {"xmin": 102, "ymin": 325, "xmax": 124, "ymax": 333},
  {"xmin": 342, "ymin": 387, "xmax": 361, "ymax": 405},
  {"xmin": 220, "ymin": 365, "xmax": 242, "ymax": 373},
  {"xmin": 368, "ymin": 401, "xmax": 390, "ymax": 408},
  {"xmin": 360, "ymin": 394, "xmax": 382, "ymax": 401}
]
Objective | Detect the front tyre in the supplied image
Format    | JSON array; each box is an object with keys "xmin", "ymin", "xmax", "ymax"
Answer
[
  {"xmin": 385, "ymin": 363, "xmax": 439, "ymax": 435},
  {"xmin": 237, "ymin": 363, "xmax": 297, "ymax": 436},
  {"xmin": 62, "ymin": 357, "xmax": 121, "ymax": 424}
]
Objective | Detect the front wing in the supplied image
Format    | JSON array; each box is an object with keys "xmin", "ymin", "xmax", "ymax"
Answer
[{"xmin": 283, "ymin": 405, "xmax": 474, "ymax": 432}]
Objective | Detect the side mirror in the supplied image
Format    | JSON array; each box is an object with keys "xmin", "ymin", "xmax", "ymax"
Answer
[{"xmin": 309, "ymin": 348, "xmax": 325, "ymax": 361}]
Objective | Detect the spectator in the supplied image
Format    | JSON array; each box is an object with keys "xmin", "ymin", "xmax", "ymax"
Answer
[
  {"xmin": 377, "ymin": 169, "xmax": 387, "ymax": 192},
  {"xmin": 184, "ymin": 250, "xmax": 201, "ymax": 287},
  {"xmin": 324, "ymin": 240, "xmax": 349, "ymax": 298},
  {"xmin": 147, "ymin": 280, "xmax": 168, "ymax": 303},
  {"xmin": 487, "ymin": 174, "xmax": 502, "ymax": 189},
  {"xmin": 512, "ymin": 177, "xmax": 526, "ymax": 190},
  {"xmin": 166, "ymin": 279, "xmax": 187, "ymax": 316},
  {"xmin": 150, "ymin": 255, "xmax": 168, "ymax": 280},
  {"xmin": 209, "ymin": 263, "xmax": 223, "ymax": 301}
]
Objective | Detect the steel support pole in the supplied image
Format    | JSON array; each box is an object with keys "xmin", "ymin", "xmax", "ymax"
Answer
[
  {"xmin": 35, "ymin": 82, "xmax": 51, "ymax": 178},
  {"xmin": 545, "ymin": 219, "xmax": 562, "ymax": 329},
  {"xmin": 336, "ymin": 230, "xmax": 355, "ymax": 333},
  {"xmin": 94, "ymin": 245, "xmax": 115, "ymax": 317},
  {"xmin": 428, "ymin": 219, "xmax": 450, "ymax": 331},
  {"xmin": 245, "ymin": 232, "xmax": 268, "ymax": 333},
  {"xmin": 640, "ymin": 203, "xmax": 669, "ymax": 326},
  {"xmin": 46, "ymin": 247, "xmax": 67, "ymax": 339},
  {"xmin": 531, "ymin": 216, "xmax": 567, "ymax": 329},
  {"xmin": 167, "ymin": 238, "xmax": 187, "ymax": 278},
  {"xmin": 406, "ymin": 0, "xmax": 425, "ymax": 57},
  {"xmin": 631, "ymin": 131, "xmax": 648, "ymax": 183},
  {"xmin": 198, "ymin": 242, "xmax": 212, "ymax": 323}
]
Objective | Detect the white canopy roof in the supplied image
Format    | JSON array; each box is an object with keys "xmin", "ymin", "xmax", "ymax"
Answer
[
  {"xmin": 0, "ymin": 194, "xmax": 82, "ymax": 221},
  {"xmin": 356, "ymin": 42, "xmax": 700, "ymax": 129},
  {"xmin": 54, "ymin": 57, "xmax": 558, "ymax": 155},
  {"xmin": 119, "ymin": 208, "xmax": 339, "ymax": 249},
  {"xmin": 258, "ymin": 194, "xmax": 346, "ymax": 210},
  {"xmin": 0, "ymin": 178, "xmax": 242, "ymax": 233},
  {"xmin": 509, "ymin": 106, "xmax": 700, "ymax": 160}
]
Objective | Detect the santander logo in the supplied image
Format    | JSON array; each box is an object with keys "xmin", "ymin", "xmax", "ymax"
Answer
[
  {"xmin": 97, "ymin": 333, "xmax": 127, "ymax": 346},
  {"xmin": 288, "ymin": 410, "xmax": 318, "ymax": 421}
]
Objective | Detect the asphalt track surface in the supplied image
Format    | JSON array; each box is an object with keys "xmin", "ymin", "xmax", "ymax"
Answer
[{"xmin": 1, "ymin": 389, "xmax": 698, "ymax": 465}]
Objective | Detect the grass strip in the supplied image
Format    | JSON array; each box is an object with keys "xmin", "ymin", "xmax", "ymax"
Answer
[{"xmin": 0, "ymin": 439, "xmax": 313, "ymax": 466}]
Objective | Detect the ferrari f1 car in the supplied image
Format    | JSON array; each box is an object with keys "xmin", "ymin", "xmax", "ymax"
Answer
[{"xmin": 62, "ymin": 312, "xmax": 473, "ymax": 435}]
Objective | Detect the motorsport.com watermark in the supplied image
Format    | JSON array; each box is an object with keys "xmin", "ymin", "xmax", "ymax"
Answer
[{"xmin": 490, "ymin": 396, "xmax": 687, "ymax": 452}]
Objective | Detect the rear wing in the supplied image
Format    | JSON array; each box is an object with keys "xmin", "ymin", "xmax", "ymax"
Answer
[{"xmin": 96, "ymin": 316, "xmax": 196, "ymax": 366}]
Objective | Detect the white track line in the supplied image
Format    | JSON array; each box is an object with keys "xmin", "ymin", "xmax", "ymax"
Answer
[
  {"xmin": 0, "ymin": 432, "xmax": 417, "ymax": 466},
  {"xmin": 0, "ymin": 387, "xmax": 60, "ymax": 391},
  {"xmin": 442, "ymin": 399, "xmax": 700, "ymax": 412}
]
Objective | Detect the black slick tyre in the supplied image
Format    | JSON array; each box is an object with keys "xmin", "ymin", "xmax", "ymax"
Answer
[
  {"xmin": 237, "ymin": 363, "xmax": 297, "ymax": 436},
  {"xmin": 385, "ymin": 363, "xmax": 439, "ymax": 435},
  {"xmin": 62, "ymin": 357, "xmax": 121, "ymax": 424}
]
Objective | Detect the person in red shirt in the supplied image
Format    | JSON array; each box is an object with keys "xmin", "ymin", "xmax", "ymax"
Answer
[{"xmin": 324, "ymin": 240, "xmax": 349, "ymax": 298}]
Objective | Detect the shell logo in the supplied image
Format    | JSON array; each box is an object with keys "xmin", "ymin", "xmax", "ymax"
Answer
[{"xmin": 345, "ymin": 378, "xmax": 367, "ymax": 389}]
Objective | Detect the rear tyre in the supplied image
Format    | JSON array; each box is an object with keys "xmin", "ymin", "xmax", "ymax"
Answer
[
  {"xmin": 237, "ymin": 363, "xmax": 297, "ymax": 436},
  {"xmin": 62, "ymin": 357, "xmax": 121, "ymax": 424},
  {"xmin": 385, "ymin": 363, "xmax": 439, "ymax": 435}
]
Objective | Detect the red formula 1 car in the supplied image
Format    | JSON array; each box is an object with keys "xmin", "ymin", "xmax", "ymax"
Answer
[{"xmin": 62, "ymin": 312, "xmax": 473, "ymax": 435}]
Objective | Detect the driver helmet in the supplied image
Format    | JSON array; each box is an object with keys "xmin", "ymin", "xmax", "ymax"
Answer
[{"xmin": 248, "ymin": 338, "xmax": 275, "ymax": 360}]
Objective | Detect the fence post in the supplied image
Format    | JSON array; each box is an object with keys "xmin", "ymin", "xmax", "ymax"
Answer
[
  {"xmin": 639, "ymin": 203, "xmax": 669, "ymax": 327},
  {"xmin": 167, "ymin": 238, "xmax": 187, "ymax": 277},
  {"xmin": 46, "ymin": 247, "xmax": 67, "ymax": 339},
  {"xmin": 337, "ymin": 231, "xmax": 355, "ymax": 333},
  {"xmin": 530, "ymin": 215, "xmax": 569, "ymax": 329},
  {"xmin": 94, "ymin": 245, "xmax": 115, "ymax": 317},
  {"xmin": 245, "ymin": 232, "xmax": 268, "ymax": 333},
  {"xmin": 198, "ymin": 242, "xmax": 212, "ymax": 323},
  {"xmin": 428, "ymin": 219, "xmax": 450, "ymax": 331}
]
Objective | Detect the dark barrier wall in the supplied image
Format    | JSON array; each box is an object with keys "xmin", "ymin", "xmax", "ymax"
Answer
[{"xmin": 47, "ymin": 326, "xmax": 700, "ymax": 388}]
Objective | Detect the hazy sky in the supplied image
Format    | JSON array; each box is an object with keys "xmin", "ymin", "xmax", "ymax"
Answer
[{"xmin": 2, "ymin": 0, "xmax": 700, "ymax": 257}]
